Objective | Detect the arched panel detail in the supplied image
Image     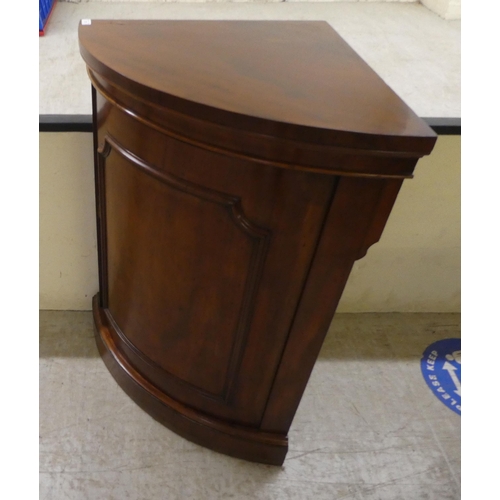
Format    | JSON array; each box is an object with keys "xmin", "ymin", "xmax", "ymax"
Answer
[{"xmin": 98, "ymin": 135, "xmax": 271, "ymax": 402}]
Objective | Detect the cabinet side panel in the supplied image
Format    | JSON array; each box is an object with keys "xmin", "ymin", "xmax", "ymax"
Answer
[{"xmin": 261, "ymin": 176, "xmax": 404, "ymax": 433}]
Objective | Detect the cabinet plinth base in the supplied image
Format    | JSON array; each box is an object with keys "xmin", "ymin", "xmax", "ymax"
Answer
[{"xmin": 92, "ymin": 295, "xmax": 289, "ymax": 466}]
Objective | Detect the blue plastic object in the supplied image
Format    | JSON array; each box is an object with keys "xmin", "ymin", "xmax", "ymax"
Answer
[{"xmin": 39, "ymin": 0, "xmax": 56, "ymax": 36}]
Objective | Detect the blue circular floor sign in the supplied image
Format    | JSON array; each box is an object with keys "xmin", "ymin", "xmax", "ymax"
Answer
[{"xmin": 421, "ymin": 338, "xmax": 461, "ymax": 415}]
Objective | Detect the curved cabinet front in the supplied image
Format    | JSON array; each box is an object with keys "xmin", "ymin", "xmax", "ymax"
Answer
[{"xmin": 80, "ymin": 20, "xmax": 437, "ymax": 465}]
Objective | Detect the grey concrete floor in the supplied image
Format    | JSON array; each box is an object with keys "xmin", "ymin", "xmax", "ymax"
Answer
[{"xmin": 40, "ymin": 311, "xmax": 460, "ymax": 499}]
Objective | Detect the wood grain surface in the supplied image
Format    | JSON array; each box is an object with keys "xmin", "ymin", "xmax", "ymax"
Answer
[
  {"xmin": 79, "ymin": 20, "xmax": 436, "ymax": 155},
  {"xmin": 80, "ymin": 20, "xmax": 437, "ymax": 464}
]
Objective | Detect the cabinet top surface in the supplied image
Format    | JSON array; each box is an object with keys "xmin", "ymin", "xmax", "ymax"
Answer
[{"xmin": 79, "ymin": 20, "xmax": 436, "ymax": 155}]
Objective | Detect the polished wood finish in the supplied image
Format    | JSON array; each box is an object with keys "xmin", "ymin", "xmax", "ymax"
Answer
[{"xmin": 79, "ymin": 20, "xmax": 436, "ymax": 465}]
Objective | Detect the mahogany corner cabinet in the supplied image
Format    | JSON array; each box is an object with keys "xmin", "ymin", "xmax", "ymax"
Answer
[{"xmin": 79, "ymin": 20, "xmax": 437, "ymax": 465}]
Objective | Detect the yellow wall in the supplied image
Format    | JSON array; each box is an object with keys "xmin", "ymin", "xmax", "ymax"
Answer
[
  {"xmin": 39, "ymin": 133, "xmax": 460, "ymax": 312},
  {"xmin": 40, "ymin": 133, "xmax": 98, "ymax": 310},
  {"xmin": 337, "ymin": 135, "xmax": 460, "ymax": 312}
]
